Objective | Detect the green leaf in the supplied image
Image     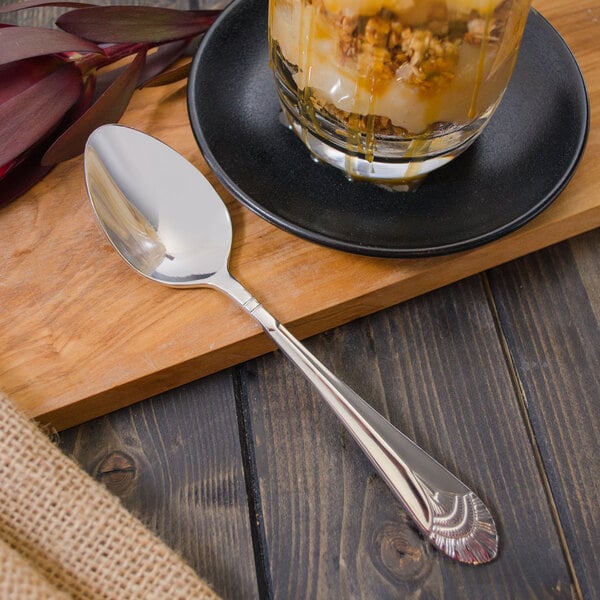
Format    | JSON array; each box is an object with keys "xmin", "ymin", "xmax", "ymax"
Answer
[
  {"xmin": 56, "ymin": 6, "xmax": 220, "ymax": 43},
  {"xmin": 0, "ymin": 25, "xmax": 102, "ymax": 66},
  {"xmin": 42, "ymin": 50, "xmax": 146, "ymax": 165},
  {"xmin": 0, "ymin": 61, "xmax": 83, "ymax": 166}
]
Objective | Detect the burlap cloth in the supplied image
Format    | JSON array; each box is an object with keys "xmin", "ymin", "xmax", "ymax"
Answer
[{"xmin": 0, "ymin": 391, "xmax": 221, "ymax": 599}]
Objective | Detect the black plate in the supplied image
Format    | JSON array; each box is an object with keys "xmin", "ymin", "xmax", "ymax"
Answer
[{"xmin": 188, "ymin": 0, "xmax": 589, "ymax": 257}]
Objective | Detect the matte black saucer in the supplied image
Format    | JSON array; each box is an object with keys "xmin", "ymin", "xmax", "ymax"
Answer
[{"xmin": 187, "ymin": 0, "xmax": 589, "ymax": 257}]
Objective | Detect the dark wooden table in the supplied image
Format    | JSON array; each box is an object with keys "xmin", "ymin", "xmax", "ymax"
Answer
[
  {"xmin": 5, "ymin": 0, "xmax": 599, "ymax": 597},
  {"xmin": 58, "ymin": 226, "xmax": 599, "ymax": 600}
]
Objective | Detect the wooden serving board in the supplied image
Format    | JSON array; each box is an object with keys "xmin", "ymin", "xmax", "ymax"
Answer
[{"xmin": 1, "ymin": 0, "xmax": 598, "ymax": 430}]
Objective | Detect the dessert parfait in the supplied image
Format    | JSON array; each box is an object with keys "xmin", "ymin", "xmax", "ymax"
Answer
[{"xmin": 269, "ymin": 0, "xmax": 531, "ymax": 185}]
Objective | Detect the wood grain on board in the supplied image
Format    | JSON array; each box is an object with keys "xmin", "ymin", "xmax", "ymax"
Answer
[{"xmin": 1, "ymin": 0, "xmax": 598, "ymax": 429}]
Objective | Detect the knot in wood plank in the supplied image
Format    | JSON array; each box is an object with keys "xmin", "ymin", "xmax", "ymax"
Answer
[
  {"xmin": 375, "ymin": 522, "xmax": 430, "ymax": 580},
  {"xmin": 95, "ymin": 451, "xmax": 137, "ymax": 495}
]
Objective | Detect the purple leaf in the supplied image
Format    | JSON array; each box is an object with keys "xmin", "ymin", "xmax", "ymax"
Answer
[
  {"xmin": 0, "ymin": 25, "xmax": 102, "ymax": 66},
  {"xmin": 42, "ymin": 50, "xmax": 146, "ymax": 165},
  {"xmin": 0, "ymin": 138, "xmax": 55, "ymax": 206},
  {"xmin": 0, "ymin": 55, "xmax": 63, "ymax": 104},
  {"xmin": 70, "ymin": 70, "xmax": 96, "ymax": 118},
  {"xmin": 138, "ymin": 38, "xmax": 187, "ymax": 87},
  {"xmin": 56, "ymin": 6, "xmax": 220, "ymax": 43},
  {"xmin": 0, "ymin": 61, "xmax": 83, "ymax": 166},
  {"xmin": 141, "ymin": 60, "xmax": 191, "ymax": 88},
  {"xmin": 0, "ymin": 1, "xmax": 94, "ymax": 14},
  {"xmin": 0, "ymin": 159, "xmax": 17, "ymax": 179}
]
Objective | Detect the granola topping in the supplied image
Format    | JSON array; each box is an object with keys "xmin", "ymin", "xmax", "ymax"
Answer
[{"xmin": 270, "ymin": 0, "xmax": 528, "ymax": 135}]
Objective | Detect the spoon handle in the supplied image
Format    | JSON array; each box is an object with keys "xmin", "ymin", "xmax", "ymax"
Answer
[{"xmin": 220, "ymin": 275, "xmax": 498, "ymax": 564}]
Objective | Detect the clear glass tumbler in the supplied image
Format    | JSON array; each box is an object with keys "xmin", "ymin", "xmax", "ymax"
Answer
[{"xmin": 269, "ymin": 0, "xmax": 532, "ymax": 188}]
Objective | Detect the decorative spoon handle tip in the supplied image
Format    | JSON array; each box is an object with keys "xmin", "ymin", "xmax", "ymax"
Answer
[{"xmin": 427, "ymin": 489, "xmax": 498, "ymax": 564}]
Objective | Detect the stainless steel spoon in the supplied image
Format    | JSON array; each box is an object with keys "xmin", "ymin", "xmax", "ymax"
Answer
[{"xmin": 84, "ymin": 124, "xmax": 498, "ymax": 564}]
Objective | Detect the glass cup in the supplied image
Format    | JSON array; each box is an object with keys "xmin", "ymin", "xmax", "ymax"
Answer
[{"xmin": 269, "ymin": 0, "xmax": 532, "ymax": 188}]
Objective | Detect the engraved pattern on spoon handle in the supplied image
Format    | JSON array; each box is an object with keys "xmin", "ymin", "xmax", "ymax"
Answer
[{"xmin": 231, "ymin": 290, "xmax": 499, "ymax": 564}]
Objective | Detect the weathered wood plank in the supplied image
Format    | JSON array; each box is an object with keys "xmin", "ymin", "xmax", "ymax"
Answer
[
  {"xmin": 487, "ymin": 228, "xmax": 600, "ymax": 600},
  {"xmin": 59, "ymin": 371, "xmax": 260, "ymax": 600},
  {"xmin": 241, "ymin": 275, "xmax": 575, "ymax": 598}
]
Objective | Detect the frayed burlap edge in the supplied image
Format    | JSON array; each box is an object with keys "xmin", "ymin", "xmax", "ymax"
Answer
[{"xmin": 0, "ymin": 392, "xmax": 221, "ymax": 600}]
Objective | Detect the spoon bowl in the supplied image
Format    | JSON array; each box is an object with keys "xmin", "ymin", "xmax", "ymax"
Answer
[
  {"xmin": 85, "ymin": 124, "xmax": 499, "ymax": 564},
  {"xmin": 85, "ymin": 125, "xmax": 230, "ymax": 285}
]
